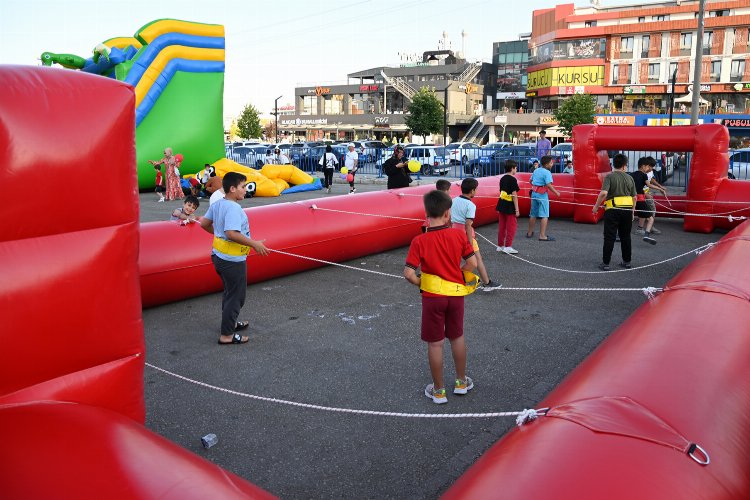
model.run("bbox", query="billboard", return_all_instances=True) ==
[527,66,604,91]
[530,38,606,66]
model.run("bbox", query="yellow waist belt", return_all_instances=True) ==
[213,236,251,256]
[604,196,634,210]
[420,271,479,296]
[500,190,513,202]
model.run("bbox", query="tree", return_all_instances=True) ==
[553,93,596,137]
[228,119,239,142]
[405,87,444,142]
[236,103,262,139]
[263,121,276,142]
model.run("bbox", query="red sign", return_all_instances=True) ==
[359,85,379,92]
[315,86,331,96]
[722,119,750,127]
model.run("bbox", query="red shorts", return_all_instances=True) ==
[421,296,465,342]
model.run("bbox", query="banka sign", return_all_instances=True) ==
[527,66,604,91]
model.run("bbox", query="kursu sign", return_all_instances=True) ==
[527,66,604,91]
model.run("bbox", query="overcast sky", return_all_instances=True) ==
[2,0,635,121]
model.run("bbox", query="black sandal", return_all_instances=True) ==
[218,333,249,345]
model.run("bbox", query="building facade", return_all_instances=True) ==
[279,50,490,143]
[527,0,750,115]
[492,36,530,112]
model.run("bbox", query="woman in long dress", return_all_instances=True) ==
[149,147,184,201]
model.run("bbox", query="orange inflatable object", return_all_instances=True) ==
[0,66,272,498]
[445,221,750,498]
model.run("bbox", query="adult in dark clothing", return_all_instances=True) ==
[592,153,637,271]
[383,145,411,189]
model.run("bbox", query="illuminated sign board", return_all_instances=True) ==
[527,66,604,91]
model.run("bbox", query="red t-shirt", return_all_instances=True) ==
[405,225,475,297]
[155,171,163,185]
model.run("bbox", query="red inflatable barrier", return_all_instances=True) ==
[571,123,750,233]
[0,66,272,499]
[445,222,750,498]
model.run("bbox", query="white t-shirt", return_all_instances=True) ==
[319,152,339,169]
[345,150,358,170]
[209,188,225,205]
[276,153,291,165]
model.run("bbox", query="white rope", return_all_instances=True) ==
[308,204,423,222]
[145,362,544,419]
[475,231,714,274]
[269,248,403,279]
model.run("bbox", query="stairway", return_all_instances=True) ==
[457,62,482,84]
[380,70,415,101]
[462,116,486,143]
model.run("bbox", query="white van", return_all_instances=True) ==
[405,146,450,175]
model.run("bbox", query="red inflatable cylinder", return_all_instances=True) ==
[445,221,750,498]
[141,178,531,307]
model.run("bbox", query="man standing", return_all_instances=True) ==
[536,130,552,158]
[382,145,411,189]
[345,143,359,194]
[592,154,637,271]
[526,155,560,241]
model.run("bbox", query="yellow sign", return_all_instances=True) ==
[540,116,558,124]
[465,83,477,94]
[527,66,604,91]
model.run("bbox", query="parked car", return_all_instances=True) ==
[228,145,268,168]
[482,142,512,151]
[288,141,324,165]
[445,142,481,165]
[729,148,750,180]
[404,146,450,176]
[465,145,539,176]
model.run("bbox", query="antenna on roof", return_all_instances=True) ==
[591,0,602,7]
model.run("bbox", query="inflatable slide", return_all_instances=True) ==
[42,19,226,189]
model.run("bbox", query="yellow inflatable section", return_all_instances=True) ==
[260,164,314,185]
[187,159,317,197]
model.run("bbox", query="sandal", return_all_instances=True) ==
[538,235,556,241]
[234,321,249,331]
[218,333,249,345]
[525,232,534,238]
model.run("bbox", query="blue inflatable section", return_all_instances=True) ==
[124,33,225,88]
[282,178,323,194]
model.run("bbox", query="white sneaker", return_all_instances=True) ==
[158,198,165,203]
[496,246,506,253]
[424,384,448,404]
[453,376,474,395]
[504,247,518,254]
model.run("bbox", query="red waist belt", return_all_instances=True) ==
[636,194,646,202]
[531,185,548,195]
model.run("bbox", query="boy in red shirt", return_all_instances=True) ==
[154,164,165,202]
[404,190,478,404]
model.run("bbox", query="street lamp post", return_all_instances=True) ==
[691,0,706,125]
[668,66,678,126]
[274,95,283,143]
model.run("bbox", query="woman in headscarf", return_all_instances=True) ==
[149,147,184,201]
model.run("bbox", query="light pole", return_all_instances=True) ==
[274,95,283,144]
[691,0,706,125]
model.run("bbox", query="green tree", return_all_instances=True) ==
[236,103,262,139]
[405,87,444,142]
[553,93,596,137]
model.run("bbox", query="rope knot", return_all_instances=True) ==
[642,287,662,300]
[515,408,540,427]
[311,204,318,210]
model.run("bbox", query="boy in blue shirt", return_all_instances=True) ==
[451,178,500,291]
[526,155,560,241]
[199,172,269,345]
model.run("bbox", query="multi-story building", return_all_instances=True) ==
[493,35,531,111]
[527,0,750,116]
[279,49,490,143]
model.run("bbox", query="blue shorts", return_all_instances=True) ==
[530,196,550,218]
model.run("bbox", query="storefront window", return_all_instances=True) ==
[731,60,745,82]
[302,95,316,115]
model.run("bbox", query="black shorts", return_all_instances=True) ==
[155,185,165,193]
[635,200,653,219]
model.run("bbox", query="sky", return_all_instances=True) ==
[2,0,634,123]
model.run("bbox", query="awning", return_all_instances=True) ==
[674,91,709,105]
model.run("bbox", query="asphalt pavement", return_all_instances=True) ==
[141,177,722,499]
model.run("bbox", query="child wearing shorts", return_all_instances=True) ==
[404,190,478,404]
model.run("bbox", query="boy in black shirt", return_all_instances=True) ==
[496,160,521,254]
[631,157,657,245]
